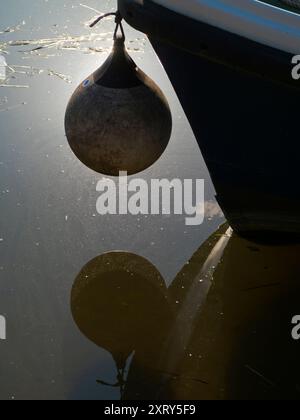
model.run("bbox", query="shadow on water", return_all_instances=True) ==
[71,224,300,400]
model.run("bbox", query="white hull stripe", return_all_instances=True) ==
[152,0,300,54]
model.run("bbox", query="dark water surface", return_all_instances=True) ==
[1,0,299,401]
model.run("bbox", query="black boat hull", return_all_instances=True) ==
[152,39,300,237]
[119,0,300,236]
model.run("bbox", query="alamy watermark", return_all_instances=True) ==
[0,55,7,83]
[96,172,205,226]
[0,315,6,341]
[292,55,300,80]
[292,316,300,341]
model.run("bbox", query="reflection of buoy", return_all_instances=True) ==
[71,252,173,371]
[65,15,172,176]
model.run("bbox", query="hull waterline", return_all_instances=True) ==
[119,0,300,238]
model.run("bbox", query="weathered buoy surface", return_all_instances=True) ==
[65,37,172,176]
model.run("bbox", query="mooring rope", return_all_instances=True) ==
[90,11,125,41]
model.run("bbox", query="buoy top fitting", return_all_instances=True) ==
[65,10,172,176]
[94,36,142,89]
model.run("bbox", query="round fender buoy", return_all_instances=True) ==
[65,36,172,176]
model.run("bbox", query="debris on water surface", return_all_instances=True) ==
[80,3,102,15]
[0,30,118,88]
[0,13,144,57]
[0,21,26,36]
[245,365,276,388]
[0,84,29,89]
[0,63,71,89]
[0,102,27,113]
[7,33,113,54]
[0,5,145,115]
[47,69,71,83]
[80,3,103,26]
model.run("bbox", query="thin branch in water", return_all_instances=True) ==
[80,3,102,15]
[245,365,276,388]
[0,84,29,89]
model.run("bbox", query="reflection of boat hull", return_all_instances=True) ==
[119,0,300,236]
[166,225,300,400]
[71,225,300,400]
[125,225,300,400]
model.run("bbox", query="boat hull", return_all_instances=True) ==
[119,0,300,237]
